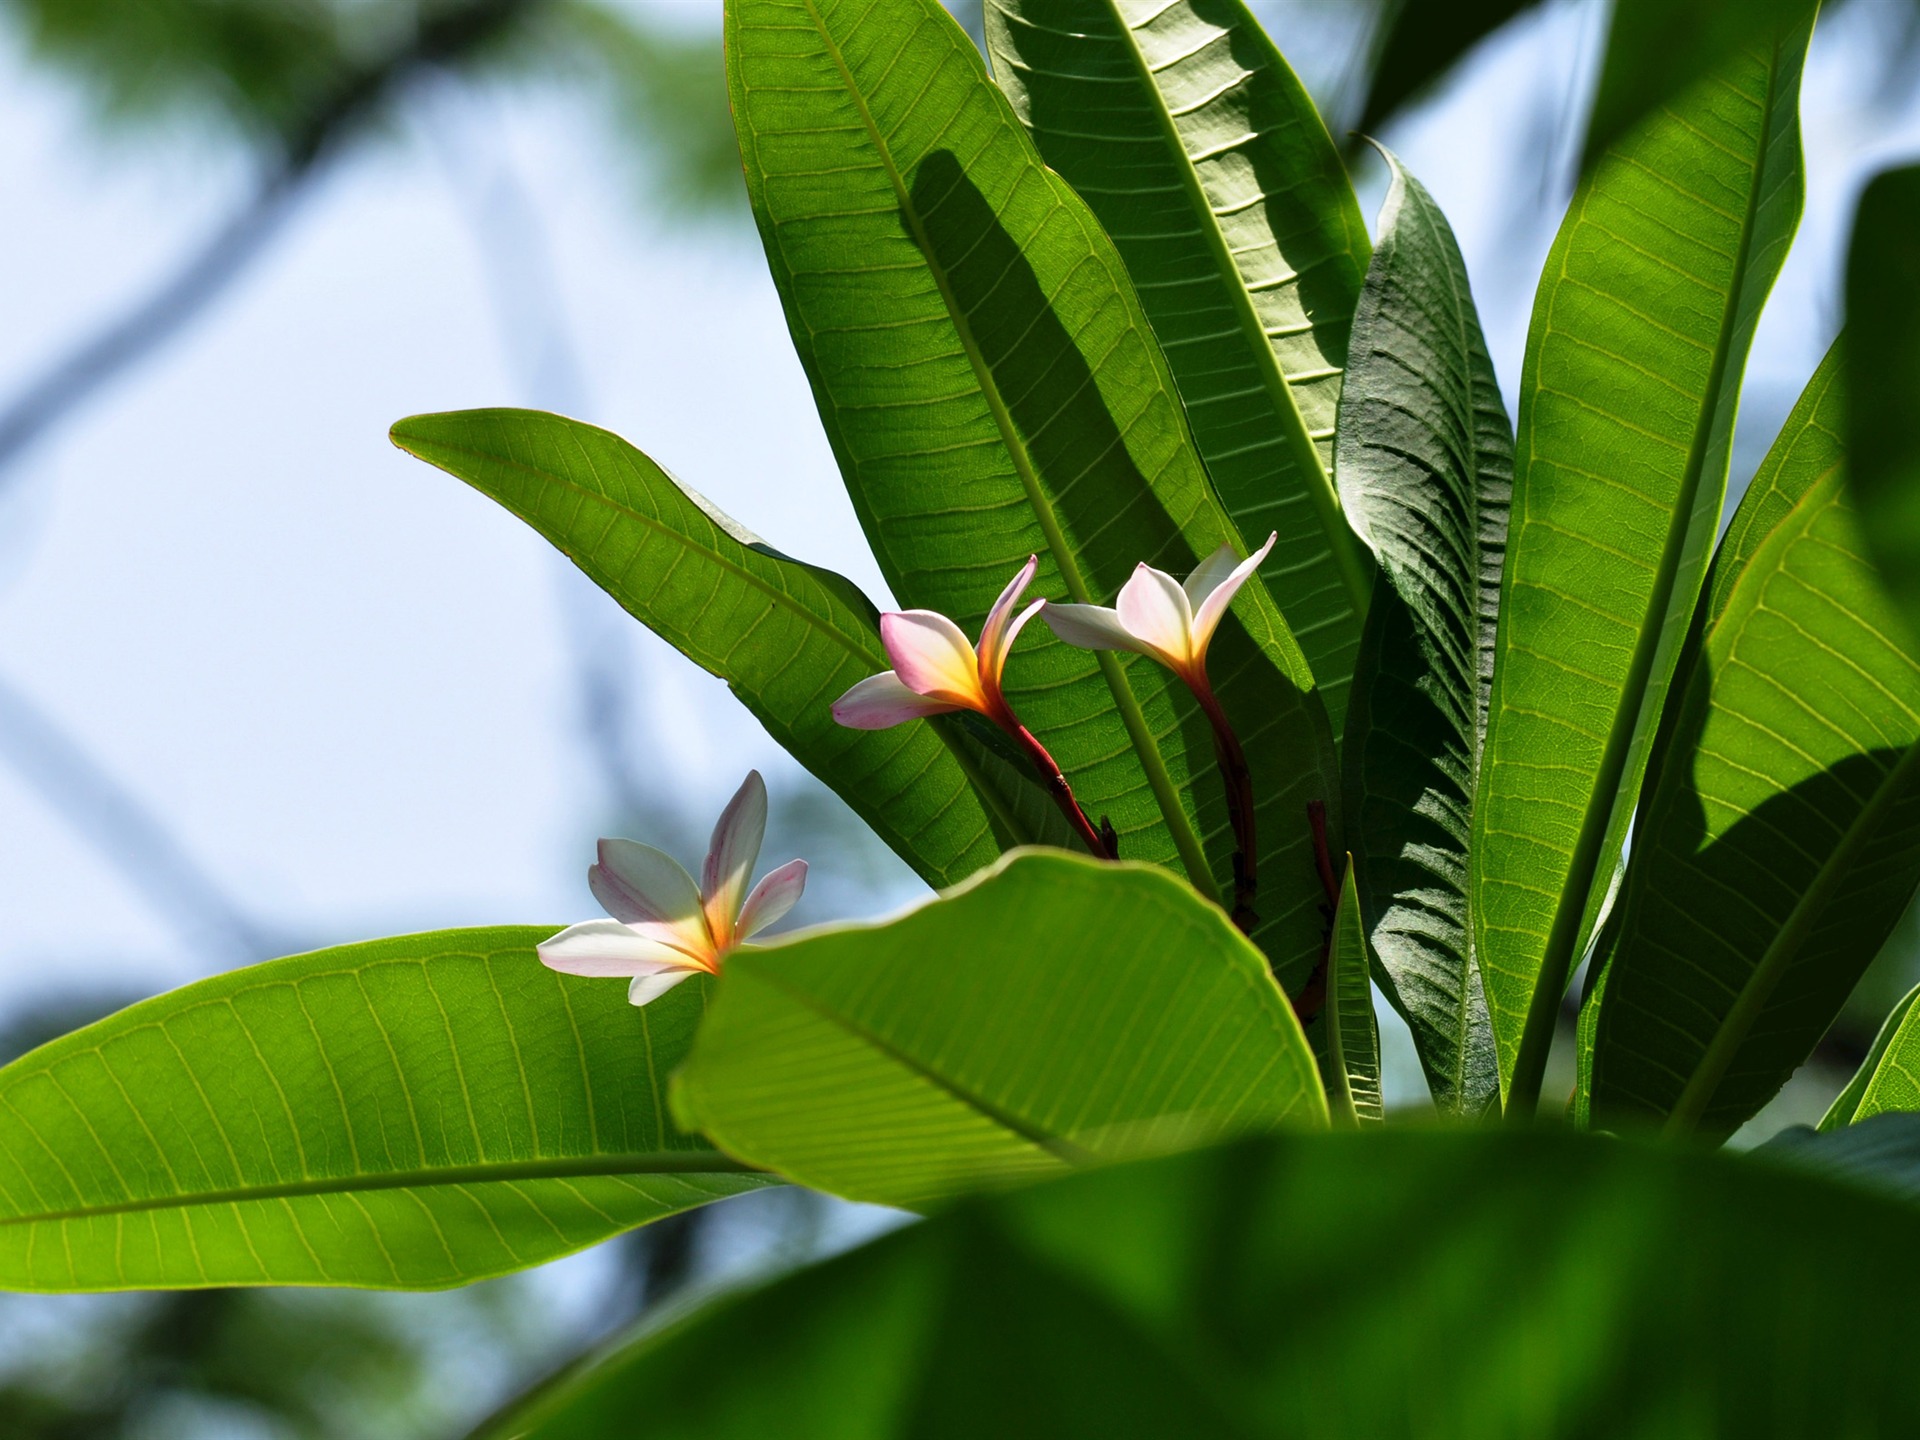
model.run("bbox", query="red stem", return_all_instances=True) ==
[1192,680,1258,934]
[1006,720,1115,860]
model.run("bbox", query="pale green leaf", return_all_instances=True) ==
[1475,22,1811,1108]
[984,0,1373,726]
[0,929,768,1291]
[672,850,1325,1209]
[1821,983,1920,1132]
[728,0,1339,990]
[1825,986,1920,1127]
[1335,150,1507,1119]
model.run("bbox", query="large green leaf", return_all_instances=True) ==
[1846,163,1920,642]
[1582,0,1822,170]
[1585,369,1920,1139]
[485,1130,1920,1439]
[0,929,767,1291]
[671,850,1324,1209]
[983,0,1373,726]
[1474,22,1810,1108]
[728,0,1338,989]
[1322,858,1381,1126]
[393,408,1072,888]
[1335,151,1508,1118]
[1573,345,1843,1125]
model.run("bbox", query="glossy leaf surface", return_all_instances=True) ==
[490,1130,1920,1439]
[1588,359,1920,1140]
[0,930,767,1291]
[985,0,1373,725]
[1475,24,1810,1103]
[673,850,1324,1209]
[1336,150,1507,1118]
[728,0,1339,988]
[394,409,1079,889]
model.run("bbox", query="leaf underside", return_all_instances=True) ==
[0,930,767,1291]
[1335,151,1509,1119]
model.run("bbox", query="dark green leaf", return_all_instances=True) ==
[1323,858,1382,1126]
[1821,982,1920,1132]
[984,0,1374,726]
[393,408,1073,888]
[1335,149,1507,1118]
[0,929,768,1291]
[1474,22,1811,1107]
[1358,0,1535,136]
[728,0,1339,989]
[672,850,1325,1209]
[1586,357,1920,1140]
[1845,163,1920,642]
[1762,1113,1920,1207]
[487,1129,1920,1439]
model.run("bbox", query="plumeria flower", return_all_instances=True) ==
[1041,534,1278,697]
[1043,534,1278,935]
[537,771,807,1007]
[831,555,1044,731]
[831,555,1113,859]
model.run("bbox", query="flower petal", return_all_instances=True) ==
[538,919,708,977]
[737,858,809,940]
[1190,531,1278,660]
[591,839,704,931]
[703,770,767,945]
[975,555,1039,690]
[1041,601,1144,654]
[880,610,986,708]
[1181,542,1242,613]
[1116,562,1195,669]
[831,671,965,729]
[628,967,702,1008]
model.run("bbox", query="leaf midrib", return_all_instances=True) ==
[1093,0,1372,618]
[792,0,1220,899]
[1505,40,1789,1111]
[0,1150,768,1229]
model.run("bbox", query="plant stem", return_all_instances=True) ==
[1192,680,1258,933]
[1006,722,1114,860]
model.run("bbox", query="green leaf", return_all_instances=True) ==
[1322,858,1382,1127]
[1822,983,1920,1132]
[1846,163,1920,642]
[1822,984,1920,1128]
[671,850,1325,1209]
[486,1130,1920,1439]
[392,408,1073,888]
[728,0,1339,990]
[983,0,1374,726]
[0,929,769,1291]
[1335,150,1508,1119]
[1474,21,1811,1109]
[1585,362,1920,1140]
[1582,0,1822,171]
